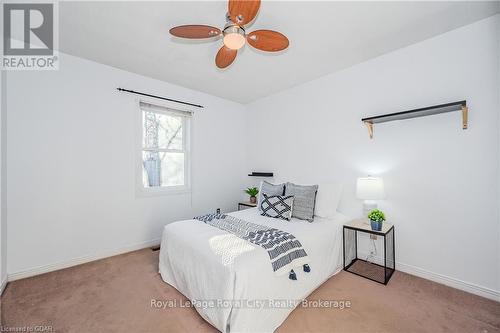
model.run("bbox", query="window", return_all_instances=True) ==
[140,102,191,192]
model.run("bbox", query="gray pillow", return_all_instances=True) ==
[285,182,318,222]
[258,181,285,211]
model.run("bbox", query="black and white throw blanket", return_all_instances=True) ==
[194,213,311,280]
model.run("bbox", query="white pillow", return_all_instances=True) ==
[314,182,343,218]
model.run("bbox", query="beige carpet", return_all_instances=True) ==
[1,249,499,333]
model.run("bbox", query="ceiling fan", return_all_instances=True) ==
[169,0,289,69]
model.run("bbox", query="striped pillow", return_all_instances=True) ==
[285,183,318,222]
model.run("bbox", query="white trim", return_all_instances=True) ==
[396,261,500,302]
[357,251,500,302]
[7,238,160,282]
[0,276,7,297]
[139,186,191,197]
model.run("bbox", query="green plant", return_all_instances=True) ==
[368,209,385,222]
[245,187,259,197]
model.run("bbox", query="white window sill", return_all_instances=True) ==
[137,186,191,197]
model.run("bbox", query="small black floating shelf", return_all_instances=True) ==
[248,172,274,177]
[362,100,468,139]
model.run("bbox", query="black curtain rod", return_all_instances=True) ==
[117,88,203,108]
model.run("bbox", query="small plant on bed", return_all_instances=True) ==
[368,209,385,231]
[245,187,259,204]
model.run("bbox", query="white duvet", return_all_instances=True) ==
[159,208,348,333]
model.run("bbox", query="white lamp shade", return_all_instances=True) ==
[356,177,385,200]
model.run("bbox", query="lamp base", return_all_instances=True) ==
[363,200,378,218]
[363,200,378,240]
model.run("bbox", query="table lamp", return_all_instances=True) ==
[356,176,385,217]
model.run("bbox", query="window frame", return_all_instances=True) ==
[137,100,192,196]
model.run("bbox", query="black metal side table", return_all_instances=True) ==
[343,219,395,285]
[238,201,257,211]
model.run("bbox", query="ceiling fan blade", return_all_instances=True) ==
[169,25,221,39]
[228,0,261,25]
[247,30,289,52]
[215,46,237,69]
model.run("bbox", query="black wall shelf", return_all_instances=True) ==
[362,100,468,139]
[248,172,274,177]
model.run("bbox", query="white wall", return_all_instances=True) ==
[247,15,500,296]
[6,53,247,276]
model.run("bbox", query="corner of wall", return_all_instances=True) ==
[0,70,7,288]
[497,13,500,293]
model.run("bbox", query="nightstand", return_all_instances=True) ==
[238,201,257,210]
[343,218,395,285]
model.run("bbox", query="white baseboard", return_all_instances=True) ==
[8,238,161,282]
[6,241,499,302]
[0,276,7,297]
[357,251,500,302]
[396,261,500,302]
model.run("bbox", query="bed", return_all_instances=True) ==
[159,207,348,333]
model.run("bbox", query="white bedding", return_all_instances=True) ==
[159,208,348,333]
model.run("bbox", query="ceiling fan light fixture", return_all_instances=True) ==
[223,25,246,50]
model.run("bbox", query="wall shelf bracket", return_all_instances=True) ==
[462,105,468,130]
[364,121,374,139]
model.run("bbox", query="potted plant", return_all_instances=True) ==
[368,209,385,231]
[245,187,259,204]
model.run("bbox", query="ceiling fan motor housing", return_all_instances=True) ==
[222,24,245,37]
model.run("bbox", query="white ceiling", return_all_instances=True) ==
[59,1,500,104]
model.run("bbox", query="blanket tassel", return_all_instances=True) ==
[303,264,311,273]
[289,269,297,280]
